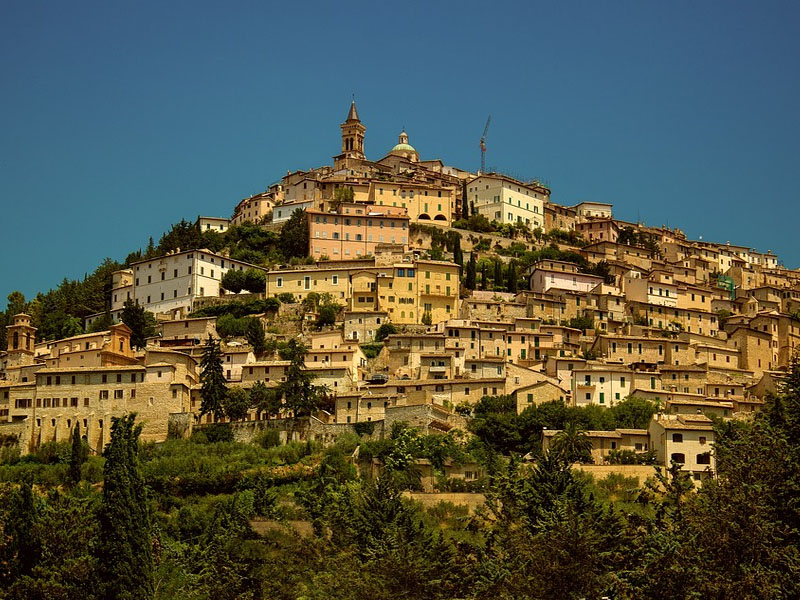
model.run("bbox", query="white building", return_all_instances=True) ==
[573,201,613,222]
[273,200,315,224]
[130,250,266,316]
[197,216,230,233]
[467,174,547,229]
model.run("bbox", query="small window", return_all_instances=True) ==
[671,453,685,464]
[672,433,683,443]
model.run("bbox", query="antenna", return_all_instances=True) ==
[479,115,491,174]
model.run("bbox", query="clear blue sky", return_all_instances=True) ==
[2,0,798,309]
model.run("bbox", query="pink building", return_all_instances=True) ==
[308,202,410,259]
[528,260,604,294]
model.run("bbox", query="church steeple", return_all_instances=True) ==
[340,99,366,160]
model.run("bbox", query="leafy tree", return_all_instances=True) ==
[250,381,281,420]
[277,292,297,303]
[215,313,250,338]
[279,208,309,259]
[609,395,657,428]
[220,269,246,293]
[246,317,267,355]
[121,299,156,349]
[242,268,266,293]
[200,335,227,421]
[87,309,114,333]
[223,387,251,422]
[375,322,398,341]
[97,414,154,600]
[421,311,432,326]
[69,422,87,484]
[157,219,203,254]
[315,304,338,329]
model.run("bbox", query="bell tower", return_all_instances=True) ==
[5,313,36,368]
[340,99,366,160]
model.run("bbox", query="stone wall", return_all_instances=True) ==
[0,420,32,454]
[195,416,385,446]
[384,403,468,434]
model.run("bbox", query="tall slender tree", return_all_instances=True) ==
[69,422,87,484]
[97,414,154,600]
[465,253,477,290]
[506,261,518,293]
[494,260,503,290]
[481,262,488,290]
[200,335,227,421]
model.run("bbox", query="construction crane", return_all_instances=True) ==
[479,115,491,174]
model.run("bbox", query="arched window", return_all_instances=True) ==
[670,453,685,464]
[12,331,18,350]
[696,453,711,465]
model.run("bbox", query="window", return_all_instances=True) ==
[671,453,686,464]
[696,453,711,465]
[672,433,683,443]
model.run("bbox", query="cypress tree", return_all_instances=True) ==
[200,335,227,421]
[453,236,463,267]
[97,414,154,600]
[494,260,503,290]
[462,181,469,219]
[481,263,488,290]
[465,253,477,290]
[506,261,518,293]
[69,422,86,484]
[8,478,40,577]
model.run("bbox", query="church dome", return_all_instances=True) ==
[389,130,419,161]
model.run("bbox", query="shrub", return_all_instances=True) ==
[255,428,281,449]
[354,421,376,437]
[277,292,297,304]
[198,423,235,443]
[375,323,398,341]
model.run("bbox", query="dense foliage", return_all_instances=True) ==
[1,360,800,598]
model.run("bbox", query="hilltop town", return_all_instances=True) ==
[1,99,798,480]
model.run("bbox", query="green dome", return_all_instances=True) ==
[391,142,417,153]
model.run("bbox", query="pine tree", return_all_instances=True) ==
[69,422,86,484]
[200,335,227,421]
[97,414,154,600]
[465,253,477,290]
[121,300,154,349]
[278,338,325,417]
[506,261,518,293]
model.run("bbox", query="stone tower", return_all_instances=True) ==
[5,313,36,368]
[340,100,366,160]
